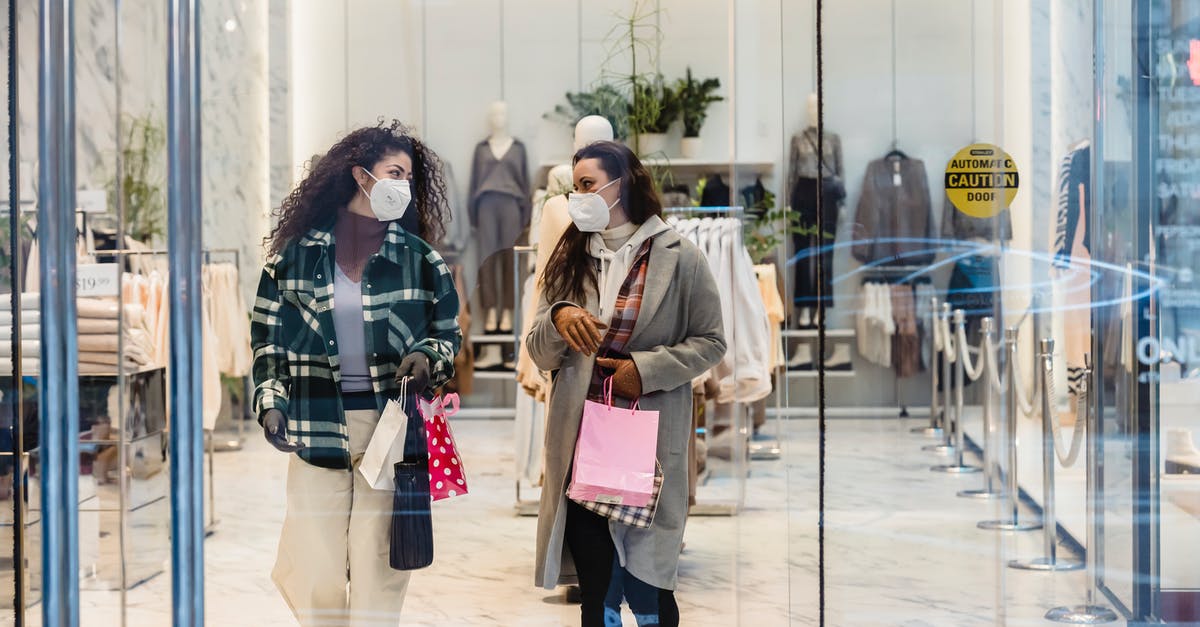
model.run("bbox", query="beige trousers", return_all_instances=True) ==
[272,409,412,626]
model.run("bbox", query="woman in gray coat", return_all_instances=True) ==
[526,141,726,627]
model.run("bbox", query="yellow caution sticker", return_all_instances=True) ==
[944,143,1018,218]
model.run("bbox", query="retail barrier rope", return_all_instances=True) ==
[1042,352,1086,468]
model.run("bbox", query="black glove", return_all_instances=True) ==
[396,352,431,395]
[261,408,305,453]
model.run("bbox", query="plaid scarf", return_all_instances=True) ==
[588,239,653,400]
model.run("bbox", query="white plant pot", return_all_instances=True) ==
[681,136,703,159]
[636,133,669,156]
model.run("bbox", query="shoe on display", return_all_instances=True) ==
[1166,428,1200,475]
[474,344,503,370]
[484,308,499,334]
[797,307,811,329]
[786,344,813,370]
[825,344,852,371]
[499,309,514,334]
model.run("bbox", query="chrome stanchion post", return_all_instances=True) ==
[979,327,1041,531]
[960,317,1004,497]
[933,310,981,473]
[924,303,955,454]
[913,296,943,437]
[1045,356,1118,622]
[1009,338,1082,571]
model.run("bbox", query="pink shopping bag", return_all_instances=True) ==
[419,393,468,501]
[567,378,659,508]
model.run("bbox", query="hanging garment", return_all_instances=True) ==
[667,217,772,403]
[700,174,732,207]
[945,254,1000,339]
[890,285,921,378]
[790,176,841,308]
[851,155,935,266]
[754,264,786,370]
[940,195,1013,242]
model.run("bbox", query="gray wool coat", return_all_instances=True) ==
[526,228,727,591]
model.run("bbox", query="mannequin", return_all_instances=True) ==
[786,94,845,368]
[469,100,530,349]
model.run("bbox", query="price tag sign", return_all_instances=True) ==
[77,263,120,297]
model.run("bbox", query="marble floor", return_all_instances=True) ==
[4,414,1110,626]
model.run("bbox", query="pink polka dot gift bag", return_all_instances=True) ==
[419,393,468,501]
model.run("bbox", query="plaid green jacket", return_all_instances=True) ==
[251,221,461,469]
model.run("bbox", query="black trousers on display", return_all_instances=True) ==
[790,176,839,310]
[564,500,679,627]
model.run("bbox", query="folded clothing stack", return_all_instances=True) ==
[0,293,157,375]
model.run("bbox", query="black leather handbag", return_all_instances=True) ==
[389,457,434,570]
[388,378,434,571]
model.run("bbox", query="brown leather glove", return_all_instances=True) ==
[596,357,643,400]
[552,305,608,355]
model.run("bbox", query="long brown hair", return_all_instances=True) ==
[266,120,449,256]
[541,141,663,303]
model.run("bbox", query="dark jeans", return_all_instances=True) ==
[564,500,679,627]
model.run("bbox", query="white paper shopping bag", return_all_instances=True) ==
[358,381,410,491]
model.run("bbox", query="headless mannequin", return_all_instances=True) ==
[787,94,849,368]
[470,99,528,343]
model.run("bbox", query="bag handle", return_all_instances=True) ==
[394,376,410,411]
[602,375,641,411]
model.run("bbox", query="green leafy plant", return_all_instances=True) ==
[107,113,166,243]
[676,68,724,138]
[544,84,632,141]
[744,194,815,266]
[631,74,680,135]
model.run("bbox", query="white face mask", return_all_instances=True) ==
[567,177,621,232]
[358,169,412,222]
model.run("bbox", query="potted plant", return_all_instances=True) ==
[107,113,167,244]
[676,68,723,159]
[630,74,679,156]
[545,84,632,142]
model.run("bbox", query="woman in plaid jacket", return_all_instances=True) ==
[527,141,727,627]
[251,121,461,625]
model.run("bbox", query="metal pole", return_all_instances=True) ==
[1009,338,1081,571]
[960,317,1004,498]
[924,303,955,454]
[979,327,1040,531]
[7,0,27,617]
[934,310,981,473]
[167,0,206,623]
[1045,357,1118,622]
[913,296,943,437]
[38,0,82,622]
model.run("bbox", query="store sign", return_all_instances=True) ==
[944,143,1019,218]
[77,263,120,297]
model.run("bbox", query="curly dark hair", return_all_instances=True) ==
[541,141,663,303]
[266,120,449,256]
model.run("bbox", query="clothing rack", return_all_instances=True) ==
[91,246,248,533]
[855,265,932,417]
[662,207,749,516]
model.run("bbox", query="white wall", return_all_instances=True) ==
[282,0,1085,408]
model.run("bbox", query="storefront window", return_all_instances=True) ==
[4,0,1200,625]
